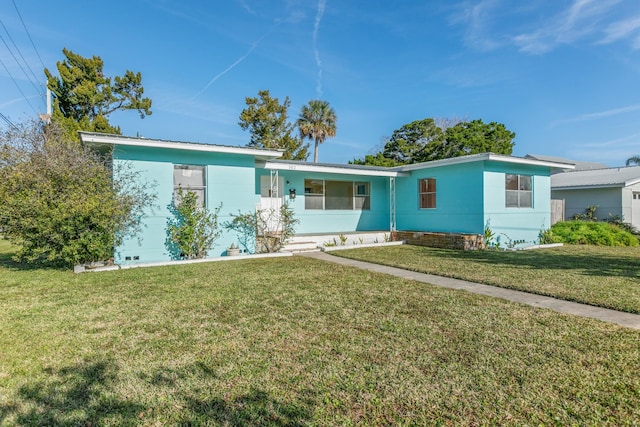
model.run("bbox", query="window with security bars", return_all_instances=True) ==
[505,174,532,208]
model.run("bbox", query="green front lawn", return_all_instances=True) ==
[335,244,640,314]
[0,240,639,425]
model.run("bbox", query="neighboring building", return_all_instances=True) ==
[81,132,572,264]
[551,166,640,229]
[524,154,606,174]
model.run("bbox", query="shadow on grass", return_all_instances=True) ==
[181,388,315,426]
[0,245,69,272]
[402,246,640,279]
[140,363,316,425]
[0,359,145,426]
[1,359,315,426]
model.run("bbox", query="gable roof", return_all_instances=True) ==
[525,154,607,172]
[551,166,640,189]
[80,132,284,160]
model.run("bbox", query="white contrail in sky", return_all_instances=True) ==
[551,103,640,127]
[192,23,279,99]
[313,0,326,98]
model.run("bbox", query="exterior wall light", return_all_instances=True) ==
[289,188,296,199]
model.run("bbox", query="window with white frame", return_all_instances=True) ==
[304,179,324,209]
[354,182,371,210]
[505,174,532,208]
[419,178,436,209]
[173,165,206,206]
[304,179,370,210]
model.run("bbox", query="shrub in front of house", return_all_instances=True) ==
[545,220,639,246]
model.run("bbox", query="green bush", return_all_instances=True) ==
[0,121,155,266]
[223,203,299,253]
[168,188,222,259]
[548,221,639,246]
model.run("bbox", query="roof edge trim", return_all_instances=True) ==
[261,161,409,177]
[79,132,284,158]
[395,153,574,171]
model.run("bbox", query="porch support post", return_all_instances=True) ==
[389,177,396,232]
[270,169,279,199]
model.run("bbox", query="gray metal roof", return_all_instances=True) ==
[551,166,640,189]
[525,154,607,172]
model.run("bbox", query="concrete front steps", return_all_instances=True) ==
[281,231,393,253]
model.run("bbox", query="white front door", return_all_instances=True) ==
[260,175,284,199]
[632,192,640,229]
[259,175,285,234]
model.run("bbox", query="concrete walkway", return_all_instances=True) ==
[299,251,640,330]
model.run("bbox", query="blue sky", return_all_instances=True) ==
[1,0,639,166]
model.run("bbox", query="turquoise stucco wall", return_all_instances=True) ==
[113,145,259,264]
[114,146,555,264]
[255,169,391,234]
[483,161,551,245]
[395,162,485,234]
[395,160,551,244]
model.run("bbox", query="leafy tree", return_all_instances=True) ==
[349,152,402,167]
[45,48,152,141]
[0,120,155,266]
[239,90,309,160]
[440,119,515,158]
[297,100,337,163]
[168,188,222,259]
[626,156,640,166]
[352,117,515,166]
[382,118,444,164]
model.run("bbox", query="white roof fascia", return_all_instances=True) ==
[552,184,624,190]
[80,132,283,159]
[624,178,640,187]
[396,153,574,172]
[262,161,409,177]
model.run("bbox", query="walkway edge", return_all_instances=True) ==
[299,251,640,330]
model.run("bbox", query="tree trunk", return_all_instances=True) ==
[313,139,319,163]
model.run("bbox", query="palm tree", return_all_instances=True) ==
[626,155,640,166]
[297,100,337,163]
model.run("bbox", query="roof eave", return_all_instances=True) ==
[396,153,575,172]
[551,184,624,190]
[624,177,640,187]
[261,160,409,177]
[79,132,284,159]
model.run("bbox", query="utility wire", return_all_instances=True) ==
[0,55,38,116]
[0,111,19,130]
[0,26,42,114]
[0,17,42,93]
[12,0,46,71]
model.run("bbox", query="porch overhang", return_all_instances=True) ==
[259,160,410,177]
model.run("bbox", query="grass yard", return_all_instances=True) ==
[335,244,640,315]
[0,240,639,425]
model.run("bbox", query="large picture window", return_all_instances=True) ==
[419,178,436,209]
[505,174,532,208]
[174,165,206,206]
[304,179,370,210]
